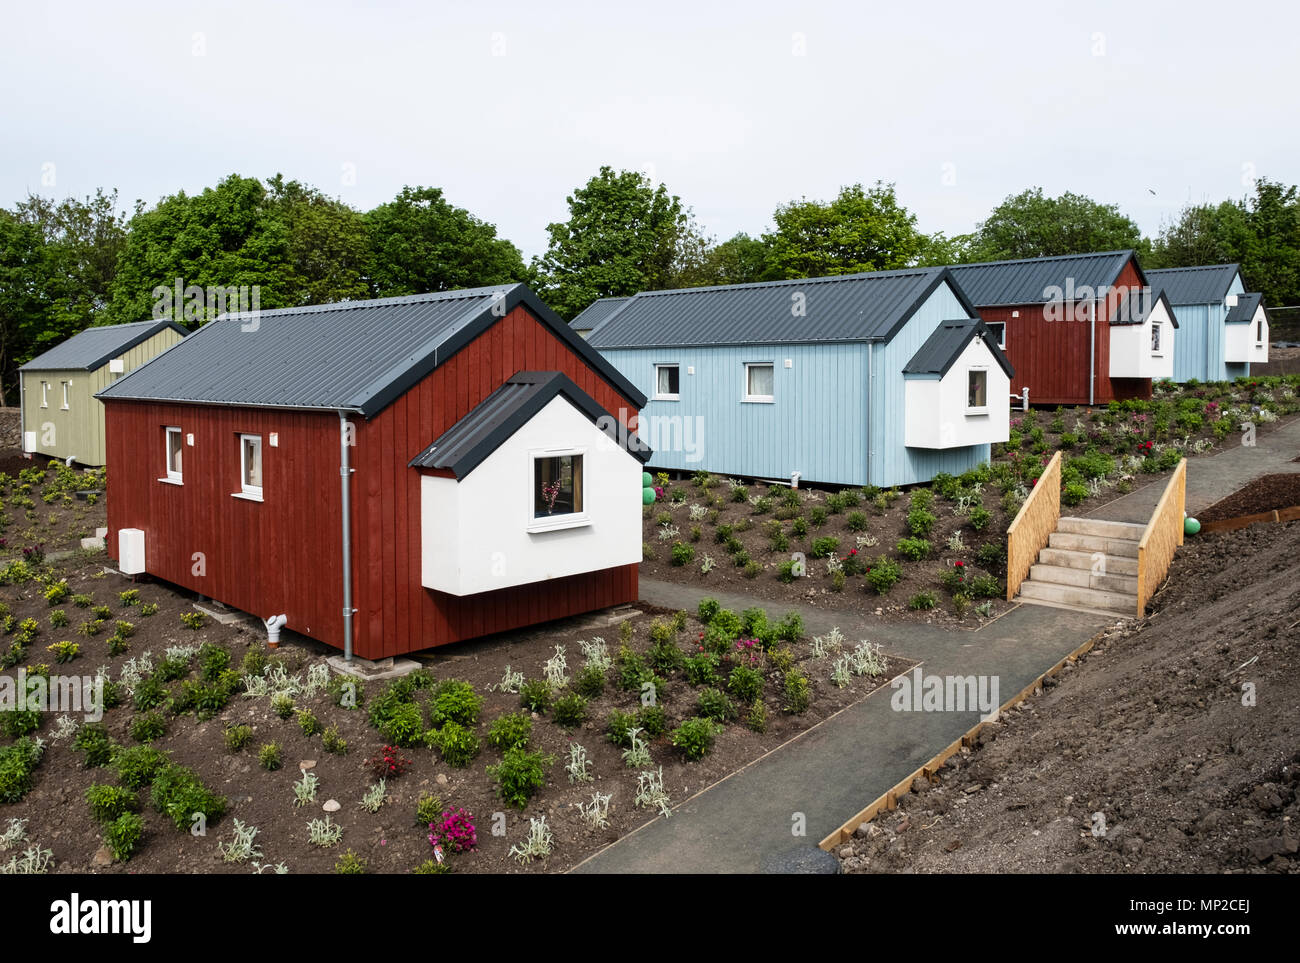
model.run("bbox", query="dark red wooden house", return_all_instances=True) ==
[96,286,651,660]
[948,250,1176,405]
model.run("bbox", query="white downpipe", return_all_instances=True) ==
[866,340,875,487]
[264,613,287,647]
[1088,300,1097,406]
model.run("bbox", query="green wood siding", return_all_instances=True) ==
[21,327,184,466]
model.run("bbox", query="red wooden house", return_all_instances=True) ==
[948,250,1176,405]
[96,286,651,661]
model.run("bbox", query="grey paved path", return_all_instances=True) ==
[1085,415,1300,524]
[575,578,1112,873]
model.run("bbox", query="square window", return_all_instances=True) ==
[986,322,1006,350]
[744,362,774,402]
[165,427,183,481]
[534,453,582,518]
[967,370,988,410]
[240,434,263,498]
[655,364,680,399]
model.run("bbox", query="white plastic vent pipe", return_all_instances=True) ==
[265,614,287,647]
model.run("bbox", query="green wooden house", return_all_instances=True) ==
[20,319,187,466]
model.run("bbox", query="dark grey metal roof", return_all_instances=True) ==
[1144,265,1242,305]
[409,371,652,478]
[20,318,187,372]
[96,285,646,417]
[946,251,1138,307]
[903,319,1015,379]
[1109,287,1178,328]
[586,267,977,348]
[1224,292,1264,324]
[570,297,630,332]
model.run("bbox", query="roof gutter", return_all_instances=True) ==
[338,410,356,661]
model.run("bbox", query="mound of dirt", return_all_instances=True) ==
[1198,473,1300,522]
[836,520,1300,874]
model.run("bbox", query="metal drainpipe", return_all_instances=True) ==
[1088,300,1096,406]
[866,340,875,487]
[338,410,355,661]
[17,372,24,456]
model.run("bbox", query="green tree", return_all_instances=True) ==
[679,232,772,287]
[534,166,709,319]
[0,211,59,404]
[965,188,1145,262]
[364,185,525,298]
[762,182,928,279]
[265,175,369,305]
[1241,179,1300,306]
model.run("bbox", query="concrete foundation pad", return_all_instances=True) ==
[193,601,257,626]
[95,527,108,539]
[80,537,105,551]
[326,654,424,681]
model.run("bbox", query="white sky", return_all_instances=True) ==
[3,0,1297,260]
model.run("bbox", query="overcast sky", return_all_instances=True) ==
[4,0,1298,260]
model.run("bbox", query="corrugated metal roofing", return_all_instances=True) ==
[946,251,1137,307]
[21,318,187,372]
[1225,291,1264,324]
[903,319,1015,379]
[1144,265,1242,305]
[1109,287,1178,328]
[585,267,974,348]
[409,371,651,478]
[570,297,630,332]
[96,285,646,417]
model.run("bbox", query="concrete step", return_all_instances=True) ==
[1018,579,1139,616]
[1048,531,1141,558]
[1029,563,1138,595]
[1057,516,1148,540]
[1037,547,1139,576]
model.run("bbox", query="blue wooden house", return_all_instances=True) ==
[585,268,1013,487]
[1144,264,1269,381]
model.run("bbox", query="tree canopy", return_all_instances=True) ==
[961,188,1147,263]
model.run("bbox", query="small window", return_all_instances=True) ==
[165,427,183,482]
[985,322,1006,350]
[40,382,49,408]
[61,381,70,410]
[239,434,263,499]
[744,362,775,402]
[967,369,988,411]
[1151,321,1162,355]
[655,364,680,400]
[1257,319,1264,345]
[534,452,583,518]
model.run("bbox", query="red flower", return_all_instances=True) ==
[955,560,964,567]
[849,549,858,555]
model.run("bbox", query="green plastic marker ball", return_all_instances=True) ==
[1184,517,1200,535]
[642,472,653,487]
[643,486,656,505]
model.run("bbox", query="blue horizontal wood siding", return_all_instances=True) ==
[596,343,869,485]
[870,282,990,486]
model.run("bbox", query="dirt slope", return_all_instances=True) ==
[837,520,1300,874]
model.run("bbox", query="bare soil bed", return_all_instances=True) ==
[835,519,1300,874]
[1198,472,1300,522]
[0,463,907,875]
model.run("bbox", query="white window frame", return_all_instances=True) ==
[986,322,1006,350]
[527,447,589,533]
[40,381,49,408]
[743,362,775,403]
[654,363,680,401]
[161,426,183,484]
[966,367,989,415]
[235,433,263,501]
[1151,320,1163,357]
[61,381,70,409]
[1256,318,1265,346]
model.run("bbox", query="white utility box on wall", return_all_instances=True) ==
[118,528,146,575]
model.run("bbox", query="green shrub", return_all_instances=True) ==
[574,663,606,697]
[335,849,367,874]
[259,742,282,771]
[727,663,764,703]
[615,646,650,691]
[783,671,811,714]
[378,701,425,747]
[743,559,762,578]
[486,748,554,809]
[86,784,138,823]
[968,505,991,531]
[697,687,737,722]
[0,705,41,739]
[104,812,145,862]
[637,704,668,737]
[428,721,480,768]
[0,737,45,803]
[809,506,828,527]
[1062,482,1088,506]
[697,597,721,623]
[74,723,115,768]
[670,542,695,566]
[908,591,938,610]
[518,678,553,713]
[791,517,809,537]
[810,536,839,559]
[429,679,482,728]
[896,537,932,561]
[113,745,169,790]
[646,635,684,674]
[969,574,1001,598]
[271,692,296,720]
[297,709,323,738]
[670,717,722,761]
[551,693,589,730]
[131,712,168,743]
[224,724,253,752]
[180,611,206,630]
[773,611,804,643]
[606,709,637,748]
[907,508,936,536]
[846,511,869,532]
[711,609,742,641]
[746,699,768,733]
[865,556,902,594]
[487,712,532,752]
[49,609,68,628]
[683,651,720,686]
[150,763,226,831]
[415,793,442,827]
[322,725,348,755]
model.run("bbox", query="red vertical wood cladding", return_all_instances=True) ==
[976,258,1154,406]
